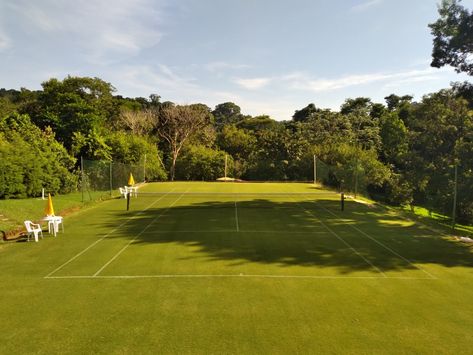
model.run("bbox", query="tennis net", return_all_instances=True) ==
[124,190,342,211]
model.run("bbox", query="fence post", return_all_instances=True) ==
[313,155,317,185]
[81,156,84,203]
[110,161,113,197]
[452,163,458,231]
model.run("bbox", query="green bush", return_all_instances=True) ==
[175,145,232,181]
[0,113,77,198]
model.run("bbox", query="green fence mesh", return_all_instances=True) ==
[80,158,145,201]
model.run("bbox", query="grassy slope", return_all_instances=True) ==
[0,191,113,232]
[1,182,473,354]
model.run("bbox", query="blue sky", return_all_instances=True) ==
[1,0,472,120]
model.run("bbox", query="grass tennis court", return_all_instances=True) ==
[2,182,473,353]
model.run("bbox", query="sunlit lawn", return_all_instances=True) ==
[2,182,473,353]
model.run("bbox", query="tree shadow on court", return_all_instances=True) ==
[103,197,473,274]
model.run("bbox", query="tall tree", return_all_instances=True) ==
[292,103,322,122]
[212,102,243,128]
[157,105,211,180]
[429,0,473,75]
[29,76,116,152]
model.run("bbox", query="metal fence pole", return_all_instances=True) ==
[81,156,84,203]
[452,163,458,231]
[110,161,113,196]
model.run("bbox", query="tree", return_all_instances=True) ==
[119,108,156,136]
[175,145,232,181]
[30,76,116,151]
[429,0,473,75]
[340,97,372,115]
[212,102,243,128]
[292,103,322,122]
[156,105,211,180]
[0,113,76,198]
[407,89,472,217]
[384,94,413,111]
[379,111,409,165]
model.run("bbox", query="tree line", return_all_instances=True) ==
[0,0,472,223]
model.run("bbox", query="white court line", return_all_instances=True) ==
[285,190,387,277]
[44,274,435,280]
[44,188,178,278]
[317,204,437,280]
[136,230,328,234]
[234,201,239,232]
[92,191,187,277]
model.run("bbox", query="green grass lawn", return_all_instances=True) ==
[0,191,114,232]
[2,182,473,354]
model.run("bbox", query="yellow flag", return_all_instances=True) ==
[45,193,55,216]
[128,173,135,186]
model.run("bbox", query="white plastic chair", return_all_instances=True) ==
[47,216,63,236]
[119,187,128,199]
[125,186,138,197]
[24,220,43,242]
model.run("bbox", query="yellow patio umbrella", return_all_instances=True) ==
[128,172,135,186]
[44,193,55,216]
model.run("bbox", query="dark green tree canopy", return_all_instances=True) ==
[212,102,243,128]
[429,0,473,75]
[292,103,322,122]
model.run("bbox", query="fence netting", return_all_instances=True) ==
[80,158,145,201]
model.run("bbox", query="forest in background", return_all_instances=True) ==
[0,0,472,223]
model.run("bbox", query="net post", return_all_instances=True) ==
[341,192,345,211]
[126,192,131,211]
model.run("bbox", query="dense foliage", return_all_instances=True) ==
[0,2,472,223]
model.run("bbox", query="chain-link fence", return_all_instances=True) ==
[420,163,473,229]
[80,158,145,201]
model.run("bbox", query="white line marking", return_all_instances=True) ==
[317,205,437,279]
[44,274,435,280]
[44,188,178,278]
[234,201,239,232]
[136,230,327,234]
[92,192,187,277]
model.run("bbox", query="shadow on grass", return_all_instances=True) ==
[103,197,473,274]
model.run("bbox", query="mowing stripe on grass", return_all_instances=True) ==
[235,201,239,232]
[92,191,187,277]
[285,189,387,277]
[316,201,438,280]
[44,188,178,279]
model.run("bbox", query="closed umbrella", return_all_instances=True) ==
[128,173,135,186]
[45,193,55,216]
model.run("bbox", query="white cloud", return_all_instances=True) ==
[113,64,198,96]
[0,31,10,51]
[351,0,383,12]
[6,0,165,61]
[286,68,442,92]
[233,77,271,90]
[205,61,251,73]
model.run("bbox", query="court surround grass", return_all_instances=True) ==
[2,182,473,354]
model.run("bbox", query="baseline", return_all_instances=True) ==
[44,273,434,280]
